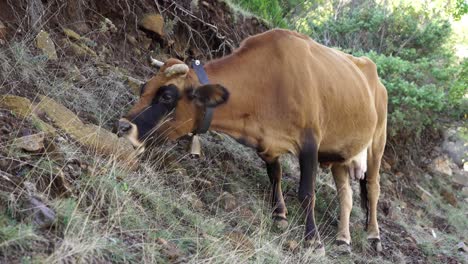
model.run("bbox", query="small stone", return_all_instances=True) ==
[284,240,299,253]
[139,34,152,50]
[191,198,204,210]
[36,30,58,60]
[63,28,81,41]
[382,159,391,170]
[193,178,213,189]
[100,18,117,33]
[0,21,6,41]
[133,48,141,56]
[453,172,468,187]
[274,218,289,230]
[441,189,458,207]
[27,196,56,228]
[457,241,468,252]
[156,238,183,261]
[14,133,45,152]
[239,208,260,225]
[226,231,255,253]
[63,38,97,57]
[139,13,165,37]
[430,156,453,176]
[126,34,138,45]
[125,76,144,95]
[461,187,468,197]
[220,192,237,211]
[416,184,433,202]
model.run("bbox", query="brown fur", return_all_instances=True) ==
[122,29,388,249]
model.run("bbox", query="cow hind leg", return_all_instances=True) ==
[298,137,324,255]
[332,164,352,254]
[265,158,288,230]
[365,133,385,253]
[365,155,383,252]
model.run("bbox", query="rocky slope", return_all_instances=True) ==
[0,0,467,263]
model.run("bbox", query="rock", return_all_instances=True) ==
[36,30,58,60]
[453,172,468,187]
[441,189,458,207]
[219,192,237,211]
[0,21,6,42]
[457,241,468,252]
[416,184,433,202]
[55,168,73,195]
[430,156,453,176]
[239,208,260,225]
[0,95,55,134]
[125,76,144,95]
[63,38,97,57]
[14,133,45,152]
[191,198,204,210]
[34,96,138,168]
[274,217,289,231]
[0,95,33,116]
[126,34,138,45]
[395,171,404,178]
[156,238,183,261]
[284,240,299,253]
[100,18,117,33]
[27,196,56,228]
[63,63,84,82]
[442,127,468,167]
[63,27,81,41]
[182,193,204,210]
[382,159,392,170]
[133,48,142,56]
[462,187,468,196]
[226,231,255,253]
[139,13,165,37]
[193,178,213,189]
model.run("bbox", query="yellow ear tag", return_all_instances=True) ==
[190,135,201,157]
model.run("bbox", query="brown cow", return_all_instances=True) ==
[118,29,387,254]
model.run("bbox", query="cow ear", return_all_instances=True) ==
[193,84,229,107]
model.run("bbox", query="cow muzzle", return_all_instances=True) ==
[117,118,144,149]
[117,120,132,137]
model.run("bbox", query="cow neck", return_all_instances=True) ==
[191,60,213,135]
[203,61,249,142]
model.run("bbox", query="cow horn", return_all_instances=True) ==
[164,64,189,77]
[150,56,164,68]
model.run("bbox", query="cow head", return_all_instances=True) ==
[118,58,229,148]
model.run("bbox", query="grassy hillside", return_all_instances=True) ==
[1,0,467,263]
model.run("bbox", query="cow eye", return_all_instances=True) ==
[160,93,173,103]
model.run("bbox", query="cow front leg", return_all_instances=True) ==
[265,159,288,229]
[332,164,352,254]
[298,139,324,255]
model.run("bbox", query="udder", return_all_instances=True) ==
[347,149,367,180]
[319,148,368,180]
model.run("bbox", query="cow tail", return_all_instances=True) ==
[360,173,369,228]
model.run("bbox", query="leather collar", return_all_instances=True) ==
[192,60,213,134]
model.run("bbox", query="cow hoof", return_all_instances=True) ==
[272,216,288,231]
[335,240,351,255]
[369,238,383,253]
[304,240,325,256]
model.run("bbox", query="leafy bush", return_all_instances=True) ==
[230,0,467,139]
[359,51,457,137]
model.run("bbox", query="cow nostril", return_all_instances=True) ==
[118,121,132,134]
